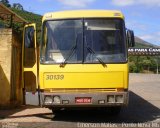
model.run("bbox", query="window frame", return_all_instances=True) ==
[40,18,128,65]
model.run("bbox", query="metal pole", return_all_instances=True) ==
[157,58,159,74]
[154,57,158,74]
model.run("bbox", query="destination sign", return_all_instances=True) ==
[128,48,160,56]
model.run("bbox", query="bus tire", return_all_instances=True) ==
[107,106,121,115]
[52,108,60,115]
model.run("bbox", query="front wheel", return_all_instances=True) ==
[51,108,61,115]
[107,106,122,116]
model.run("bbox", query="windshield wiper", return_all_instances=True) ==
[60,35,78,67]
[84,37,107,67]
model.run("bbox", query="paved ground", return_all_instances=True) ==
[0,73,160,128]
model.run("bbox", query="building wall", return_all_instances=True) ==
[0,28,22,108]
[0,29,12,107]
[11,31,23,105]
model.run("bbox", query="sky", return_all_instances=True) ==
[10,0,160,46]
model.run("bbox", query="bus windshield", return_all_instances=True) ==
[40,19,127,64]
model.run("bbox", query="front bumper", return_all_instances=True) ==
[41,92,129,107]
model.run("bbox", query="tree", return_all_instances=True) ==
[129,62,137,73]
[0,0,11,7]
[141,59,152,73]
[13,3,23,10]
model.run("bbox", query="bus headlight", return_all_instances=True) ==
[44,96,53,104]
[53,96,61,104]
[107,95,115,103]
[115,95,123,103]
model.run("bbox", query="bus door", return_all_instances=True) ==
[23,24,39,105]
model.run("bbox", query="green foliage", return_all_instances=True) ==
[129,61,137,72]
[11,8,42,43]
[11,8,42,30]
[129,45,160,74]
[0,0,11,7]
[12,3,23,10]
[0,0,42,42]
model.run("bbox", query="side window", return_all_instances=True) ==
[24,26,36,67]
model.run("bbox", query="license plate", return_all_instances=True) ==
[75,97,92,104]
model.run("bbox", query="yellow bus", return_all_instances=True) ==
[23,10,135,115]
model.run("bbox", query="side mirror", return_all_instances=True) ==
[127,29,135,47]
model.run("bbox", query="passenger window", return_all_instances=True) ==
[24,26,36,67]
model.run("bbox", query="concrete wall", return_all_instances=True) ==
[0,29,12,107]
[11,31,23,105]
[0,28,22,108]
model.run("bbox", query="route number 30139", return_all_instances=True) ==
[46,74,64,80]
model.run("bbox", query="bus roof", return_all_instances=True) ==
[43,10,124,21]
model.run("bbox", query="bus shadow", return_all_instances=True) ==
[52,91,160,123]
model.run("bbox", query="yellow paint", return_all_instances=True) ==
[0,29,12,107]
[39,64,129,90]
[24,10,129,94]
[22,23,38,89]
[43,10,124,21]
[39,10,128,92]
